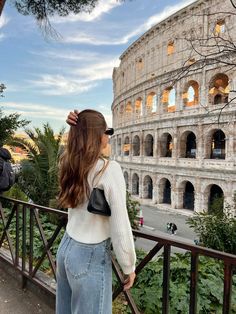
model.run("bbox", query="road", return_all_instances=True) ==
[135,205,197,253]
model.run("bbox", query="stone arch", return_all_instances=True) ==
[133,135,140,156]
[143,175,153,199]
[117,137,122,155]
[160,133,173,157]
[179,131,197,158]
[123,171,129,190]
[209,73,229,105]
[146,92,157,114]
[144,134,154,156]
[205,184,224,214]
[132,173,139,195]
[205,129,226,159]
[159,178,171,204]
[183,80,199,107]
[135,97,142,119]
[112,138,116,155]
[180,181,195,210]
[162,87,176,113]
[123,136,130,156]
[125,101,132,121]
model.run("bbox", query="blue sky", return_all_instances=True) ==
[0,0,196,133]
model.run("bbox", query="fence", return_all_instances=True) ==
[0,196,236,313]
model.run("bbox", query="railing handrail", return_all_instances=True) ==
[133,229,236,262]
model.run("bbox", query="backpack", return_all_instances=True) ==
[0,157,15,192]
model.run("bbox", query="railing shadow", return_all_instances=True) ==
[0,196,236,314]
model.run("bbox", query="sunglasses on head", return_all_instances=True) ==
[104,128,114,136]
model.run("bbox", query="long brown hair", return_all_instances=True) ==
[59,109,107,208]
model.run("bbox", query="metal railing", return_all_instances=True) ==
[0,196,236,314]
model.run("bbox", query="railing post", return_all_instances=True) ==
[22,205,27,289]
[29,209,34,276]
[162,244,170,314]
[223,261,233,314]
[189,252,199,314]
[15,204,19,267]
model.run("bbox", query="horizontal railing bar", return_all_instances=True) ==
[133,230,236,263]
[0,196,67,216]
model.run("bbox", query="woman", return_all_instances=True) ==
[56,109,136,314]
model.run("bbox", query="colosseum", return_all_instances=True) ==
[111,0,236,214]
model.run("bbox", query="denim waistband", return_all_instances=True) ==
[64,232,111,249]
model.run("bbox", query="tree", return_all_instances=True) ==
[186,202,236,254]
[0,109,29,146]
[10,123,65,206]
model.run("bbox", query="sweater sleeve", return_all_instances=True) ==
[103,161,136,274]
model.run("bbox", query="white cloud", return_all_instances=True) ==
[74,58,120,81]
[30,49,99,62]
[53,0,121,23]
[29,74,98,95]
[2,102,68,121]
[0,13,9,29]
[27,53,120,95]
[62,0,197,45]
[2,102,113,128]
[0,13,9,41]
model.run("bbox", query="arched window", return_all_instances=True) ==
[167,41,175,55]
[162,87,176,112]
[179,131,197,158]
[123,136,130,156]
[163,179,171,204]
[144,134,154,156]
[211,130,225,159]
[208,185,224,214]
[186,132,196,158]
[135,98,142,118]
[132,173,139,195]
[125,102,132,121]
[136,58,144,71]
[183,182,195,210]
[160,133,173,157]
[133,135,140,156]
[118,137,121,155]
[215,20,225,35]
[124,171,129,190]
[209,73,229,105]
[112,138,116,155]
[143,175,153,199]
[183,81,199,107]
[146,92,157,114]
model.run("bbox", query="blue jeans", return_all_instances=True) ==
[56,232,112,314]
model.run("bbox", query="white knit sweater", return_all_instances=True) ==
[66,158,136,274]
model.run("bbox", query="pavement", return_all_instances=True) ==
[0,266,54,314]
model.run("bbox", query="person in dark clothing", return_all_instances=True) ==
[0,147,14,192]
[166,222,178,235]
[0,147,12,174]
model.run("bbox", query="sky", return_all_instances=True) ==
[0,0,196,133]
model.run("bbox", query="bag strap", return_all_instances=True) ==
[92,158,109,188]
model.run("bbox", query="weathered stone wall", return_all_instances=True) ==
[111,0,236,214]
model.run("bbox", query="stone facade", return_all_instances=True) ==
[111,0,236,213]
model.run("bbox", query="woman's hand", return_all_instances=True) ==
[66,110,79,126]
[123,272,136,290]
